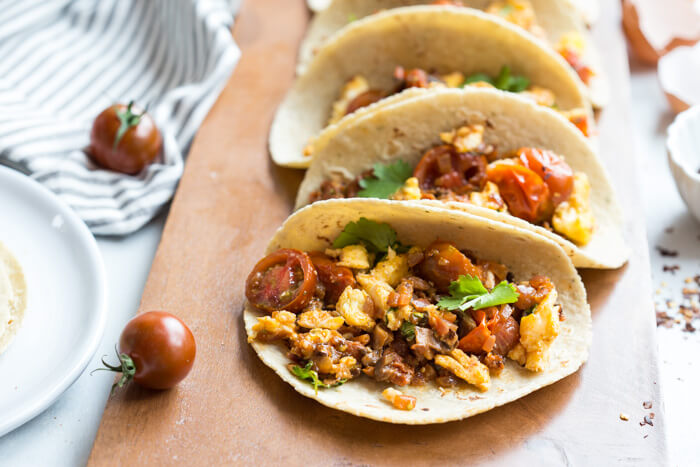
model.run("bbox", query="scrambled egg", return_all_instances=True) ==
[440,124,485,153]
[391,177,422,201]
[519,85,556,107]
[469,181,508,212]
[335,356,358,380]
[297,308,345,330]
[329,75,370,125]
[370,248,409,288]
[291,328,341,360]
[336,244,371,269]
[250,310,297,342]
[356,273,394,316]
[435,349,491,392]
[552,172,595,245]
[557,32,586,56]
[382,387,416,411]
[466,81,496,89]
[336,286,376,331]
[509,290,560,371]
[440,71,465,88]
[385,305,413,331]
[486,0,546,39]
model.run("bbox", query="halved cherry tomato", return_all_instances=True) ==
[308,252,356,305]
[419,241,483,293]
[245,249,317,313]
[517,148,574,205]
[413,145,487,193]
[345,90,386,115]
[486,161,552,223]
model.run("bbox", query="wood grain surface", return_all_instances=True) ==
[88,0,667,464]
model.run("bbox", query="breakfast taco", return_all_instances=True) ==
[270,6,592,168]
[298,0,607,108]
[295,88,627,269]
[0,242,27,355]
[244,199,591,423]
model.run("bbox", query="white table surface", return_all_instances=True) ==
[0,66,697,466]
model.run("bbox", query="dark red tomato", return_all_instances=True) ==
[486,162,552,223]
[88,101,162,175]
[517,148,574,205]
[111,311,196,390]
[413,145,487,193]
[515,275,555,310]
[485,306,520,356]
[419,241,483,293]
[245,249,317,313]
[458,323,495,354]
[345,90,385,115]
[308,252,356,305]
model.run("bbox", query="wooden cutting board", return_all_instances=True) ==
[89,0,667,464]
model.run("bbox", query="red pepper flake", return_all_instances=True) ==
[656,246,678,257]
[683,322,696,333]
[682,287,700,298]
[640,415,654,427]
[656,310,675,328]
[643,401,653,409]
[644,434,649,439]
[663,265,680,274]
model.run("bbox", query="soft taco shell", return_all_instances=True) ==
[295,88,627,269]
[270,6,592,169]
[0,242,27,355]
[244,198,591,424]
[298,1,608,107]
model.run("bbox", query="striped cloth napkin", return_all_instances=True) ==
[0,0,240,235]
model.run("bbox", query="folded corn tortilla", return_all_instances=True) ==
[244,198,591,424]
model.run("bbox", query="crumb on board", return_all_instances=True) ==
[620,413,629,421]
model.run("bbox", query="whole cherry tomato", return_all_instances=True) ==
[308,252,356,305]
[419,241,483,293]
[97,311,196,391]
[88,101,162,175]
[413,145,487,193]
[486,161,552,223]
[245,249,317,313]
[517,148,574,205]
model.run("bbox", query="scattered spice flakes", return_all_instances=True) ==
[643,401,653,409]
[644,434,649,439]
[656,310,675,328]
[682,287,700,298]
[656,246,678,257]
[663,265,680,274]
[683,322,696,333]
[620,413,629,421]
[640,415,654,427]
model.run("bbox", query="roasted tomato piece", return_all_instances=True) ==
[345,89,385,116]
[560,49,594,84]
[515,275,555,310]
[458,322,495,354]
[517,148,574,205]
[414,145,487,193]
[486,161,552,223]
[308,252,356,305]
[245,249,317,312]
[419,241,483,293]
[485,306,520,356]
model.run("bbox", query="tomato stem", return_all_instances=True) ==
[113,101,146,149]
[91,345,137,394]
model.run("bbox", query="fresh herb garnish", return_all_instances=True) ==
[437,275,519,311]
[358,161,413,199]
[400,321,416,341]
[462,66,530,93]
[290,362,345,394]
[333,218,407,254]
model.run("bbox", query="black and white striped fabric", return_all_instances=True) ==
[0,0,240,235]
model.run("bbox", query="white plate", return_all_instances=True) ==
[0,167,107,437]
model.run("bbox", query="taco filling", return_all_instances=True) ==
[326,65,590,137]
[431,0,595,85]
[246,218,564,411]
[309,125,594,246]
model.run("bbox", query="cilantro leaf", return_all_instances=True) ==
[358,161,413,199]
[463,66,530,93]
[290,362,346,394]
[332,218,407,254]
[438,275,519,311]
[400,321,416,341]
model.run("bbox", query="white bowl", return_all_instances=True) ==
[667,105,700,223]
